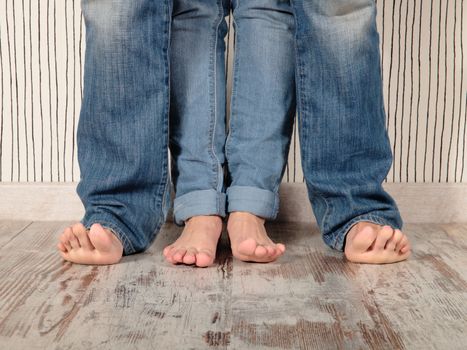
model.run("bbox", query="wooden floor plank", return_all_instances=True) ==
[0,221,465,349]
[0,220,32,249]
[0,221,233,349]
[228,222,467,350]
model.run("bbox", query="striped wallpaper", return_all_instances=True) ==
[0,0,466,183]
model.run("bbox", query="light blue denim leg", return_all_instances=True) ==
[226,0,296,220]
[77,0,172,255]
[291,0,403,251]
[169,0,230,225]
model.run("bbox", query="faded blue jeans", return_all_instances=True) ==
[292,0,403,251]
[169,0,296,225]
[77,0,172,254]
[76,0,403,256]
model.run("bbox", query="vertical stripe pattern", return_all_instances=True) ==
[0,1,465,183]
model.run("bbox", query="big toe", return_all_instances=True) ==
[346,224,378,253]
[88,223,121,253]
[237,238,258,256]
[195,251,215,267]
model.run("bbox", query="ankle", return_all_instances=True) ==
[228,211,266,224]
[185,215,223,228]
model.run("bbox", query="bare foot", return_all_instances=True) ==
[227,211,285,263]
[163,215,223,267]
[57,223,123,265]
[344,221,411,264]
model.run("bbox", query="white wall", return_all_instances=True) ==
[0,0,466,183]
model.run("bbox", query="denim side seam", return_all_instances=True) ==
[271,183,283,220]
[151,0,171,240]
[272,190,280,219]
[329,213,403,252]
[207,0,225,193]
[155,169,171,229]
[294,28,306,139]
[308,187,332,234]
[224,13,240,162]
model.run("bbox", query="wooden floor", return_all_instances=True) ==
[0,220,466,349]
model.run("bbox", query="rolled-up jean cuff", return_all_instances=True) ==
[80,212,136,255]
[173,189,227,226]
[226,185,279,220]
[329,213,403,252]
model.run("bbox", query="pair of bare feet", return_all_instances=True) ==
[57,212,411,266]
[163,212,286,267]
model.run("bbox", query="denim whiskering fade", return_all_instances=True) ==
[77,0,172,255]
[170,0,296,225]
[291,0,403,251]
[76,0,403,256]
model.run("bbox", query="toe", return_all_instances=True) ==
[346,224,378,253]
[195,251,214,267]
[63,240,72,251]
[59,250,69,261]
[254,245,268,258]
[57,242,67,252]
[396,244,412,261]
[396,234,409,252]
[164,250,176,264]
[385,229,403,251]
[400,241,411,254]
[163,245,173,257]
[69,231,81,250]
[172,248,187,262]
[73,225,93,250]
[88,224,120,253]
[384,232,397,251]
[237,238,258,256]
[72,222,87,232]
[265,245,276,257]
[276,243,286,254]
[182,249,196,265]
[59,230,72,250]
[374,225,394,250]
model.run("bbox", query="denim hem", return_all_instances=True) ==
[226,185,279,220]
[173,189,227,225]
[328,213,403,252]
[80,213,136,255]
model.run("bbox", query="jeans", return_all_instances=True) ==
[77,0,172,255]
[76,0,403,256]
[169,0,296,225]
[291,0,403,251]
